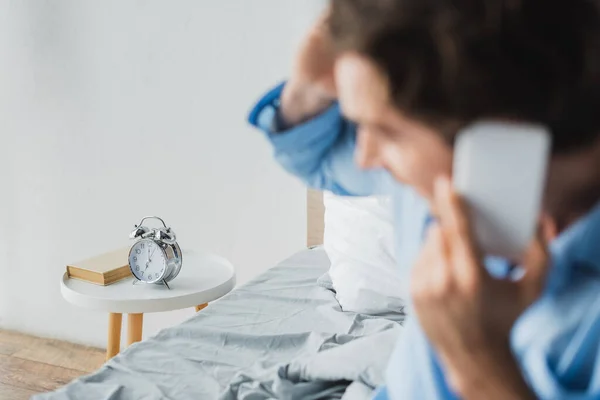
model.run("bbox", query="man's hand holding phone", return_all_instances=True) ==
[411,177,549,400]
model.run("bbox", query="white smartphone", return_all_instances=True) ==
[452,121,551,260]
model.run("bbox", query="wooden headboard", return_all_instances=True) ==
[307,189,325,247]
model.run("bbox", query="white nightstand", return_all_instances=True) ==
[60,250,236,360]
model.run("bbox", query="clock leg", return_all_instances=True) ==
[127,314,144,346]
[195,304,208,312]
[107,313,122,361]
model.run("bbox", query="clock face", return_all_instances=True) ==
[128,239,167,283]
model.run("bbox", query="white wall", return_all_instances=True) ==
[0,0,324,348]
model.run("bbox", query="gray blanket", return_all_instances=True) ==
[34,248,404,400]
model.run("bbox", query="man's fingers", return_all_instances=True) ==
[417,223,448,273]
[412,223,454,302]
[435,177,472,244]
[428,223,449,269]
[313,4,333,33]
[434,176,481,278]
[519,224,550,301]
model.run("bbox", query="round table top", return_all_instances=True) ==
[61,250,236,314]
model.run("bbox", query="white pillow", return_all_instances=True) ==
[323,192,405,315]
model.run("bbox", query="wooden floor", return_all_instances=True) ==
[0,330,105,400]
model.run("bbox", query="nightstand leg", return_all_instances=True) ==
[127,314,143,346]
[107,313,122,361]
[195,304,208,312]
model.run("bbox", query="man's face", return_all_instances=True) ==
[334,53,453,200]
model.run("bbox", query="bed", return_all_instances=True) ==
[33,192,405,400]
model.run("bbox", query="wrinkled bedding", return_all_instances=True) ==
[34,248,404,400]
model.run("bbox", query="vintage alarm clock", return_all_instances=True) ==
[128,216,183,289]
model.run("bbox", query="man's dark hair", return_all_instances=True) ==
[329,0,600,155]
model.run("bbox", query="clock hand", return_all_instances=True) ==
[149,246,157,262]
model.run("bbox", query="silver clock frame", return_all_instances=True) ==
[128,216,183,289]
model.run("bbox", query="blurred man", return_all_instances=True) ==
[249,1,600,398]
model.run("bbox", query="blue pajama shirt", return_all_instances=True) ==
[249,82,600,399]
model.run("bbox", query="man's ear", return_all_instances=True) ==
[540,213,559,242]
